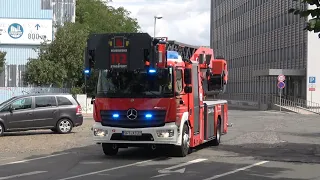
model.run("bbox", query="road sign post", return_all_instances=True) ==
[308,77,316,103]
[309,84,316,102]
[277,81,285,112]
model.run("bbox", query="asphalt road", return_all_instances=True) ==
[1,109,320,180]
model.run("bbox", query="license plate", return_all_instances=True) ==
[122,131,142,136]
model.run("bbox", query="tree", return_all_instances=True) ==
[24,0,140,93]
[289,0,320,38]
[0,51,6,74]
[24,22,89,88]
[76,0,140,33]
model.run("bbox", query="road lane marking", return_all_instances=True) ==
[0,152,70,166]
[159,158,207,173]
[202,160,269,180]
[58,158,159,180]
[0,171,47,180]
[152,174,170,178]
[151,158,208,178]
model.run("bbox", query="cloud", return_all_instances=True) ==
[108,0,211,46]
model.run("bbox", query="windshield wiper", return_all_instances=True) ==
[144,90,162,97]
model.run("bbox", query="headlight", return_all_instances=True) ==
[156,129,174,138]
[93,128,108,137]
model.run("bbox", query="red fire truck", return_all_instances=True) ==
[85,33,229,157]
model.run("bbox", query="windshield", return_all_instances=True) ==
[96,68,174,98]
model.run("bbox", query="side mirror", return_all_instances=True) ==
[9,105,13,113]
[184,69,192,84]
[184,86,192,93]
[91,96,95,105]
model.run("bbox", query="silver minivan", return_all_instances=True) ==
[0,93,83,136]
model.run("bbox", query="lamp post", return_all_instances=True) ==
[153,15,163,38]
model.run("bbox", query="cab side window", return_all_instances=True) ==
[35,96,56,108]
[175,69,183,93]
[11,97,32,111]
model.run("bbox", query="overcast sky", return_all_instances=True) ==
[109,0,211,46]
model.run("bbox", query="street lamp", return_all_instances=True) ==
[154,15,163,38]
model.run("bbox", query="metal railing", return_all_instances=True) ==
[216,93,320,114]
[272,96,302,113]
[282,95,320,114]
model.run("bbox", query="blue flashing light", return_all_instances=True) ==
[148,69,156,73]
[145,114,152,118]
[167,51,179,59]
[84,69,90,74]
[112,114,119,118]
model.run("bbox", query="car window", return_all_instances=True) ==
[35,96,56,108]
[0,105,11,112]
[0,97,15,107]
[57,96,73,106]
[11,97,32,111]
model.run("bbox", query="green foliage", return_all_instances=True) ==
[0,51,6,73]
[71,86,83,96]
[289,0,320,38]
[76,0,140,33]
[25,22,89,87]
[24,0,140,94]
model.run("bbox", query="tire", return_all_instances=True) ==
[56,118,73,134]
[212,119,221,146]
[174,123,190,157]
[102,143,118,156]
[0,123,4,136]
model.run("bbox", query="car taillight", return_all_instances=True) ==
[76,105,82,115]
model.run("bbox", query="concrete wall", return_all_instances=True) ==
[306,5,320,104]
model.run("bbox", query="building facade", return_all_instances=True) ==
[0,0,75,102]
[211,0,319,105]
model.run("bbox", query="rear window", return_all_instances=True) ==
[71,95,81,105]
[57,96,73,106]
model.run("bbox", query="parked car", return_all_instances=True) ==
[0,93,83,136]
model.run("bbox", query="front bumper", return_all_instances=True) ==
[92,122,180,146]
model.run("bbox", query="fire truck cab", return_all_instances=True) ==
[85,33,229,157]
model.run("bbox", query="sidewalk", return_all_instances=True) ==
[83,113,93,118]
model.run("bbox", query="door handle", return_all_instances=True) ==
[52,110,57,114]
[27,113,32,115]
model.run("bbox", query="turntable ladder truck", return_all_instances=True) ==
[85,33,229,157]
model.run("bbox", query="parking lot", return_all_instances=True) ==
[1,109,320,180]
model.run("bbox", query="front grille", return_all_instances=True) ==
[100,110,166,128]
[110,133,154,141]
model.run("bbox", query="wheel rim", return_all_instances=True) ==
[59,120,71,133]
[183,127,190,151]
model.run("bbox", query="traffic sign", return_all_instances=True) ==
[309,76,316,83]
[309,87,316,91]
[309,84,316,88]
[277,81,285,89]
[277,74,285,82]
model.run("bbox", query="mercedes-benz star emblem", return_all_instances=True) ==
[127,108,138,120]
